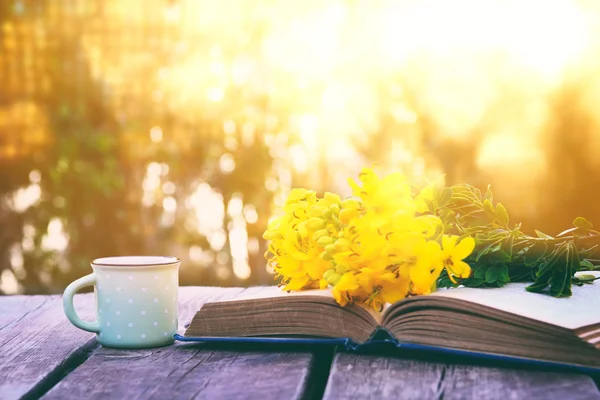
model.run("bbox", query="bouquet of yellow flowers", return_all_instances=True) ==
[263,167,474,310]
[264,167,600,310]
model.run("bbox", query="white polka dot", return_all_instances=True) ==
[153,298,158,303]
[163,332,168,336]
[106,321,111,327]
[99,309,103,314]
[172,296,176,301]
[128,299,133,304]
[153,321,158,326]
[116,286,121,292]
[117,334,121,339]
[116,310,121,315]
[141,310,146,315]
[154,275,159,280]
[128,322,133,327]
[128,275,133,280]
[141,288,147,292]
[105,298,110,303]
[164,308,168,314]
[99,332,103,337]
[141,334,146,339]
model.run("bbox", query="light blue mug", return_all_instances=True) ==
[63,256,180,349]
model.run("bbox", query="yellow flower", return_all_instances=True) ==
[348,167,415,230]
[332,266,412,311]
[441,235,475,283]
[385,232,444,295]
[263,188,342,291]
[264,168,477,309]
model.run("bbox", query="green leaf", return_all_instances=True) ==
[499,264,509,282]
[483,199,495,218]
[463,277,485,287]
[488,249,511,262]
[474,266,489,279]
[578,245,598,257]
[524,242,548,266]
[573,217,593,230]
[474,240,503,261]
[484,185,493,202]
[557,227,578,237]
[549,246,570,297]
[495,203,509,226]
[579,259,595,269]
[438,187,453,207]
[535,230,554,239]
[576,274,597,283]
[502,235,514,258]
[526,281,548,293]
[485,266,501,283]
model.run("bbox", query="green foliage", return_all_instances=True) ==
[434,184,599,297]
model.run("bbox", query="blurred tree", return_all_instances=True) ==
[0,0,279,293]
[537,85,600,234]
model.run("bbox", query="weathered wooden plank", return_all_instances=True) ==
[442,364,600,400]
[0,294,97,400]
[42,286,320,400]
[324,353,600,400]
[0,295,48,331]
[0,287,262,400]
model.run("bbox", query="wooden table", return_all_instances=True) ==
[1,287,599,400]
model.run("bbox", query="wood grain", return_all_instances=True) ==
[324,353,600,400]
[3,287,599,400]
[42,286,318,400]
[0,294,97,400]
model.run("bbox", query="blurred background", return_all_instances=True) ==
[2,0,600,294]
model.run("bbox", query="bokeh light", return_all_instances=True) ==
[2,0,600,294]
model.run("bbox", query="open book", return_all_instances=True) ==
[178,272,600,371]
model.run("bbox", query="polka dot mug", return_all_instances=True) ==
[63,256,180,349]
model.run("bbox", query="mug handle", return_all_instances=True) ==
[63,273,100,333]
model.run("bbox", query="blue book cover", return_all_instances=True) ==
[174,280,600,374]
[174,332,600,375]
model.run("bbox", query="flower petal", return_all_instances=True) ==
[454,260,472,278]
[453,237,475,260]
[443,234,460,250]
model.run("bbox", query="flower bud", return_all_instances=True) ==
[334,238,350,250]
[317,236,335,247]
[336,264,348,274]
[312,229,329,241]
[326,272,342,285]
[323,269,336,280]
[329,204,341,214]
[306,217,325,231]
[325,244,336,254]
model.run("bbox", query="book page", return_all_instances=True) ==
[207,286,383,324]
[220,286,334,301]
[429,271,600,330]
